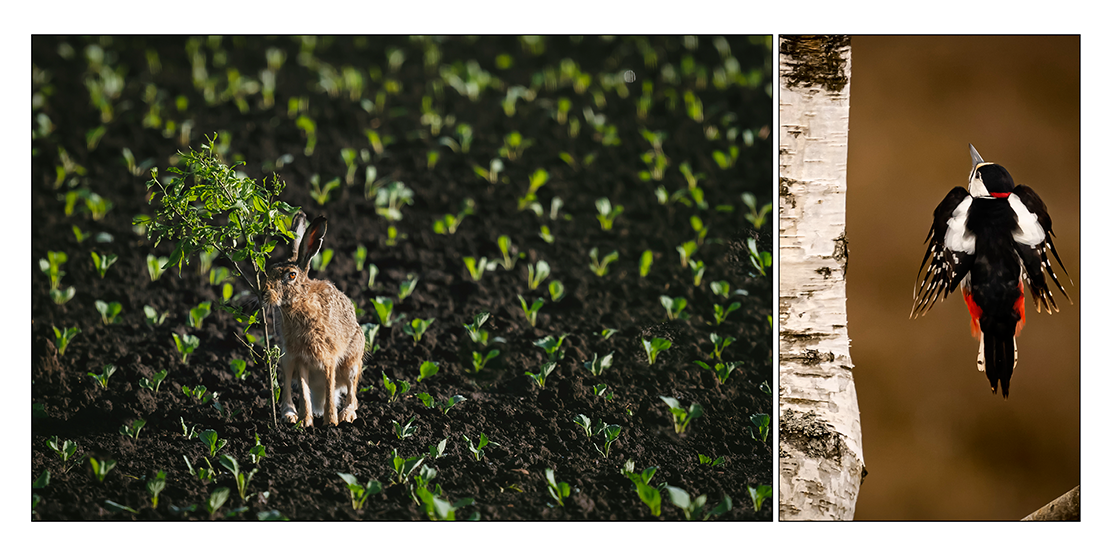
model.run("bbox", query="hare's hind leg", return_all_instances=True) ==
[298,363,315,428]
[280,357,299,424]
[338,357,361,423]
[323,363,339,427]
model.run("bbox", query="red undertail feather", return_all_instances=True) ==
[1014,282,1026,337]
[963,288,982,339]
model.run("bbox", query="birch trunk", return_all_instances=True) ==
[778,36,865,521]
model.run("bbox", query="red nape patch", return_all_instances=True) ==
[1015,282,1026,336]
[963,289,982,339]
[990,192,1011,198]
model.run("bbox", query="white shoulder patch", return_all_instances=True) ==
[1008,194,1046,246]
[944,196,975,254]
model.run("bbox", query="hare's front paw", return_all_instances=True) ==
[301,414,314,428]
[283,408,299,424]
[340,406,357,423]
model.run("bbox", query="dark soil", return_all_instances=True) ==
[31,35,773,521]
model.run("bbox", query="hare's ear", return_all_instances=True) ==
[289,212,308,262]
[297,216,328,271]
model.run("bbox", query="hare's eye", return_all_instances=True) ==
[286,271,296,281]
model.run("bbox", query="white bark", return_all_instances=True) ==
[778,36,865,521]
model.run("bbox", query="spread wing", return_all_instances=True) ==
[912,186,975,318]
[1011,184,1071,313]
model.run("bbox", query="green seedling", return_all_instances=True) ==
[230,359,248,380]
[760,381,773,396]
[50,287,76,305]
[184,455,218,484]
[712,302,742,325]
[499,131,533,160]
[353,245,368,271]
[147,470,167,508]
[464,312,492,345]
[621,460,662,517]
[422,394,466,415]
[545,468,571,507]
[742,192,773,230]
[525,362,557,388]
[398,274,419,300]
[699,454,725,467]
[382,372,410,403]
[249,434,267,464]
[361,323,380,354]
[199,429,227,457]
[539,225,555,243]
[463,256,490,281]
[89,456,116,482]
[73,225,91,243]
[146,254,169,282]
[592,383,615,401]
[473,158,503,184]
[639,250,654,277]
[497,235,520,270]
[518,295,544,327]
[205,487,231,518]
[94,300,122,325]
[311,248,333,272]
[211,392,241,420]
[588,247,619,277]
[337,473,382,510]
[690,260,706,286]
[710,333,735,360]
[39,251,67,290]
[173,332,200,363]
[695,360,739,384]
[642,337,671,365]
[370,297,403,327]
[374,181,414,221]
[659,295,689,321]
[660,396,703,434]
[119,418,147,440]
[548,279,566,302]
[340,148,358,185]
[33,470,50,490]
[87,364,116,389]
[417,360,439,382]
[394,416,419,439]
[403,318,435,344]
[143,305,169,327]
[517,167,550,212]
[583,352,614,376]
[183,384,213,404]
[52,325,80,357]
[463,432,497,461]
[189,301,212,329]
[433,201,473,234]
[415,486,477,521]
[748,485,773,512]
[746,237,772,276]
[749,413,770,442]
[595,424,621,458]
[676,240,698,268]
[471,349,500,373]
[90,251,118,278]
[84,192,113,220]
[103,499,139,514]
[573,414,596,437]
[595,197,624,230]
[665,486,732,521]
[534,334,568,361]
[689,215,709,245]
[219,455,258,501]
[527,260,550,290]
[712,145,739,169]
[598,328,618,340]
[47,436,78,465]
[180,417,201,440]
[308,175,340,206]
[428,438,449,459]
[391,450,426,485]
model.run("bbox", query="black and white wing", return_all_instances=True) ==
[912,186,976,318]
[1011,184,1071,313]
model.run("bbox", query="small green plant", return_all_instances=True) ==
[370,297,403,327]
[415,486,477,521]
[398,274,419,300]
[403,318,434,343]
[746,237,772,276]
[173,332,200,363]
[143,305,169,327]
[595,197,624,230]
[90,251,118,278]
[229,358,248,380]
[760,381,773,396]
[199,429,227,457]
[621,460,662,517]
[748,484,773,512]
[712,301,742,325]
[52,325,80,356]
[695,360,739,384]
[180,417,201,440]
[712,145,739,169]
[205,486,231,518]
[639,250,654,277]
[394,416,419,439]
[374,181,415,221]
[664,486,732,521]
[689,215,709,245]
[534,334,568,361]
[39,251,67,289]
[183,384,213,404]
[659,295,689,321]
[497,235,520,270]
[473,157,503,184]
[710,333,735,360]
[690,260,706,286]
[184,455,218,484]
[382,372,410,403]
[749,413,770,442]
[428,438,449,459]
[367,263,380,288]
[119,418,147,440]
[545,468,570,506]
[146,254,169,282]
[463,256,490,281]
[337,473,383,510]
[46,436,78,465]
[642,337,671,365]
[527,260,550,290]
[676,241,698,268]
[463,432,497,461]
[593,383,614,401]
[249,434,267,464]
[660,396,703,434]
[189,301,212,329]
[391,449,426,485]
[588,247,619,277]
[471,349,500,373]
[89,456,116,482]
[538,225,554,244]
[147,470,167,508]
[518,295,544,327]
[699,454,725,467]
[583,352,614,376]
[353,244,368,271]
[742,193,772,230]
[311,248,333,271]
[94,300,122,325]
[595,424,621,458]
[219,454,258,501]
[87,364,116,389]
[548,279,566,302]
[464,312,492,345]
[417,360,440,382]
[517,168,550,212]
[50,287,76,305]
[525,362,557,388]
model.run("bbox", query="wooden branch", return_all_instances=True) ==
[1021,485,1080,521]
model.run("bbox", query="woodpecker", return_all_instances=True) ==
[911,144,1070,398]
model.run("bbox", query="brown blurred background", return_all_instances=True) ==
[838,36,1080,520]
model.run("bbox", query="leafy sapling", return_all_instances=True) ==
[527,260,550,290]
[583,351,614,376]
[548,279,566,302]
[183,384,213,404]
[621,460,662,517]
[428,438,449,459]
[749,414,770,442]
[89,456,116,482]
[748,485,773,512]
[205,487,231,518]
[690,260,705,286]
[588,247,619,277]
[534,334,568,361]
[146,254,169,282]
[660,396,703,434]
[463,256,490,281]
[39,251,67,290]
[119,418,147,440]
[518,295,544,327]
[367,263,379,289]
[87,364,116,389]
[189,301,212,329]
[676,240,698,268]
[52,325,80,357]
[249,435,267,464]
[310,248,334,272]
[573,414,596,437]
[403,318,435,343]
[463,432,498,461]
[595,424,621,458]
[229,359,248,380]
[47,436,78,465]
[464,312,492,346]
[595,197,624,230]
[371,297,403,327]
[361,323,380,355]
[712,300,742,325]
[147,471,167,508]
[593,383,615,401]
[90,251,118,278]
[50,287,76,305]
[497,235,521,270]
[694,360,739,384]
[393,416,418,439]
[525,362,557,388]
[391,450,426,485]
[415,486,477,521]
[398,274,419,300]
[417,360,440,382]
[353,244,367,271]
[143,305,169,327]
[219,455,258,501]
[742,192,773,230]
[642,337,672,365]
[710,333,735,360]
[94,300,122,325]
[639,250,654,277]
[199,429,227,457]
[338,473,383,510]
[746,237,772,276]
[381,372,410,403]
[660,295,690,320]
[545,468,570,507]
[173,332,200,363]
[471,349,500,373]
[760,380,773,396]
[699,454,726,467]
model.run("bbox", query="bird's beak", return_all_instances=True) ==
[969,143,985,170]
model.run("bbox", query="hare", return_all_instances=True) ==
[262,212,364,427]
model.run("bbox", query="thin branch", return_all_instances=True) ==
[1021,486,1079,521]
